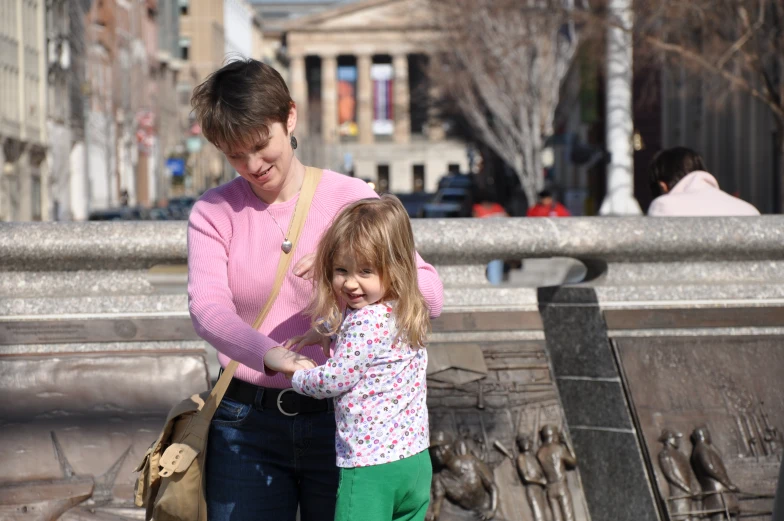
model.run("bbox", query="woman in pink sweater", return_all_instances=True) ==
[187,59,444,521]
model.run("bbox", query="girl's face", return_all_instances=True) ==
[331,250,385,310]
[221,108,297,203]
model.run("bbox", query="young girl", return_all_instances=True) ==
[288,195,433,521]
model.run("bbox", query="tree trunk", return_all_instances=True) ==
[514,153,538,207]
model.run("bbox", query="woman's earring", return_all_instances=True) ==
[290,135,298,150]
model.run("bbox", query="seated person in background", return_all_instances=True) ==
[647,147,760,216]
[527,190,571,217]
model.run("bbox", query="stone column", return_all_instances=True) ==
[357,54,373,145]
[17,148,32,221]
[289,54,309,138]
[39,153,50,221]
[393,54,410,144]
[321,54,338,145]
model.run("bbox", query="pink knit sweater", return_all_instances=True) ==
[187,170,444,389]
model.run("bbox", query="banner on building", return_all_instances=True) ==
[136,110,156,154]
[337,65,358,137]
[371,64,393,135]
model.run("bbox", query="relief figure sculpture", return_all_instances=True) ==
[428,430,499,521]
[536,425,577,521]
[658,428,699,521]
[516,433,552,521]
[690,426,739,521]
[457,425,487,461]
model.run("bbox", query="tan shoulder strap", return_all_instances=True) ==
[200,166,324,418]
[251,166,323,330]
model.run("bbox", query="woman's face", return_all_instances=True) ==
[222,107,297,201]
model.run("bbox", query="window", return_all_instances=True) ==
[412,164,425,193]
[179,37,190,61]
[448,163,460,174]
[178,0,189,16]
[377,164,390,193]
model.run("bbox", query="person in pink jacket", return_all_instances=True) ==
[647,147,759,216]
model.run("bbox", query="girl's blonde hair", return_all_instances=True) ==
[310,194,430,348]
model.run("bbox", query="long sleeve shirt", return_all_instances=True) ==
[291,303,429,468]
[187,170,444,388]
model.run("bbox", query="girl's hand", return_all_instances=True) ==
[285,328,331,357]
[293,253,316,280]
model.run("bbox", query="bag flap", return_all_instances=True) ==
[133,446,153,473]
[159,441,200,477]
[165,391,209,422]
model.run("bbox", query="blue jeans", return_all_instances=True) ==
[206,394,339,521]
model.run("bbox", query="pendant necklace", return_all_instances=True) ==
[267,207,295,253]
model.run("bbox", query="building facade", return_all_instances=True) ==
[0,0,48,222]
[42,0,182,221]
[282,0,469,193]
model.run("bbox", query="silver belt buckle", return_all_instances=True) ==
[276,388,299,416]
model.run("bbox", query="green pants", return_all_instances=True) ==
[334,450,432,521]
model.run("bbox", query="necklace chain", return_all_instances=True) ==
[266,204,296,253]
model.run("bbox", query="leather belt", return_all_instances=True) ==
[220,371,333,416]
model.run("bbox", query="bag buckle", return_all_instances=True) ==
[276,388,299,416]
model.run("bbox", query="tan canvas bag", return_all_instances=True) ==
[134,167,323,521]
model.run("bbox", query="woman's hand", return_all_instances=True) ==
[293,253,316,280]
[264,346,318,375]
[285,328,331,358]
[281,356,318,380]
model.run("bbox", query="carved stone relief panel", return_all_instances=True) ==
[615,336,782,521]
[426,339,590,521]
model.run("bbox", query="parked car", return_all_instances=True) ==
[437,173,473,191]
[88,206,149,221]
[148,207,175,220]
[166,196,197,220]
[88,209,127,221]
[419,188,473,218]
[395,192,433,218]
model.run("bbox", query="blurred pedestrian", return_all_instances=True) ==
[473,195,508,285]
[527,190,571,217]
[647,147,759,216]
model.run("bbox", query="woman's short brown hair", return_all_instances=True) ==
[191,58,293,151]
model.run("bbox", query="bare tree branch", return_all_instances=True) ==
[427,0,582,204]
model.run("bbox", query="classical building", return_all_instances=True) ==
[0,0,48,221]
[251,0,351,68]
[281,0,469,192]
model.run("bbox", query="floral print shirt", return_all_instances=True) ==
[291,303,429,468]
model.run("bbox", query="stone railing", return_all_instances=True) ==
[1,217,783,521]
[3,216,782,301]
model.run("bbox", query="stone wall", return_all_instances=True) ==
[1,217,783,520]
